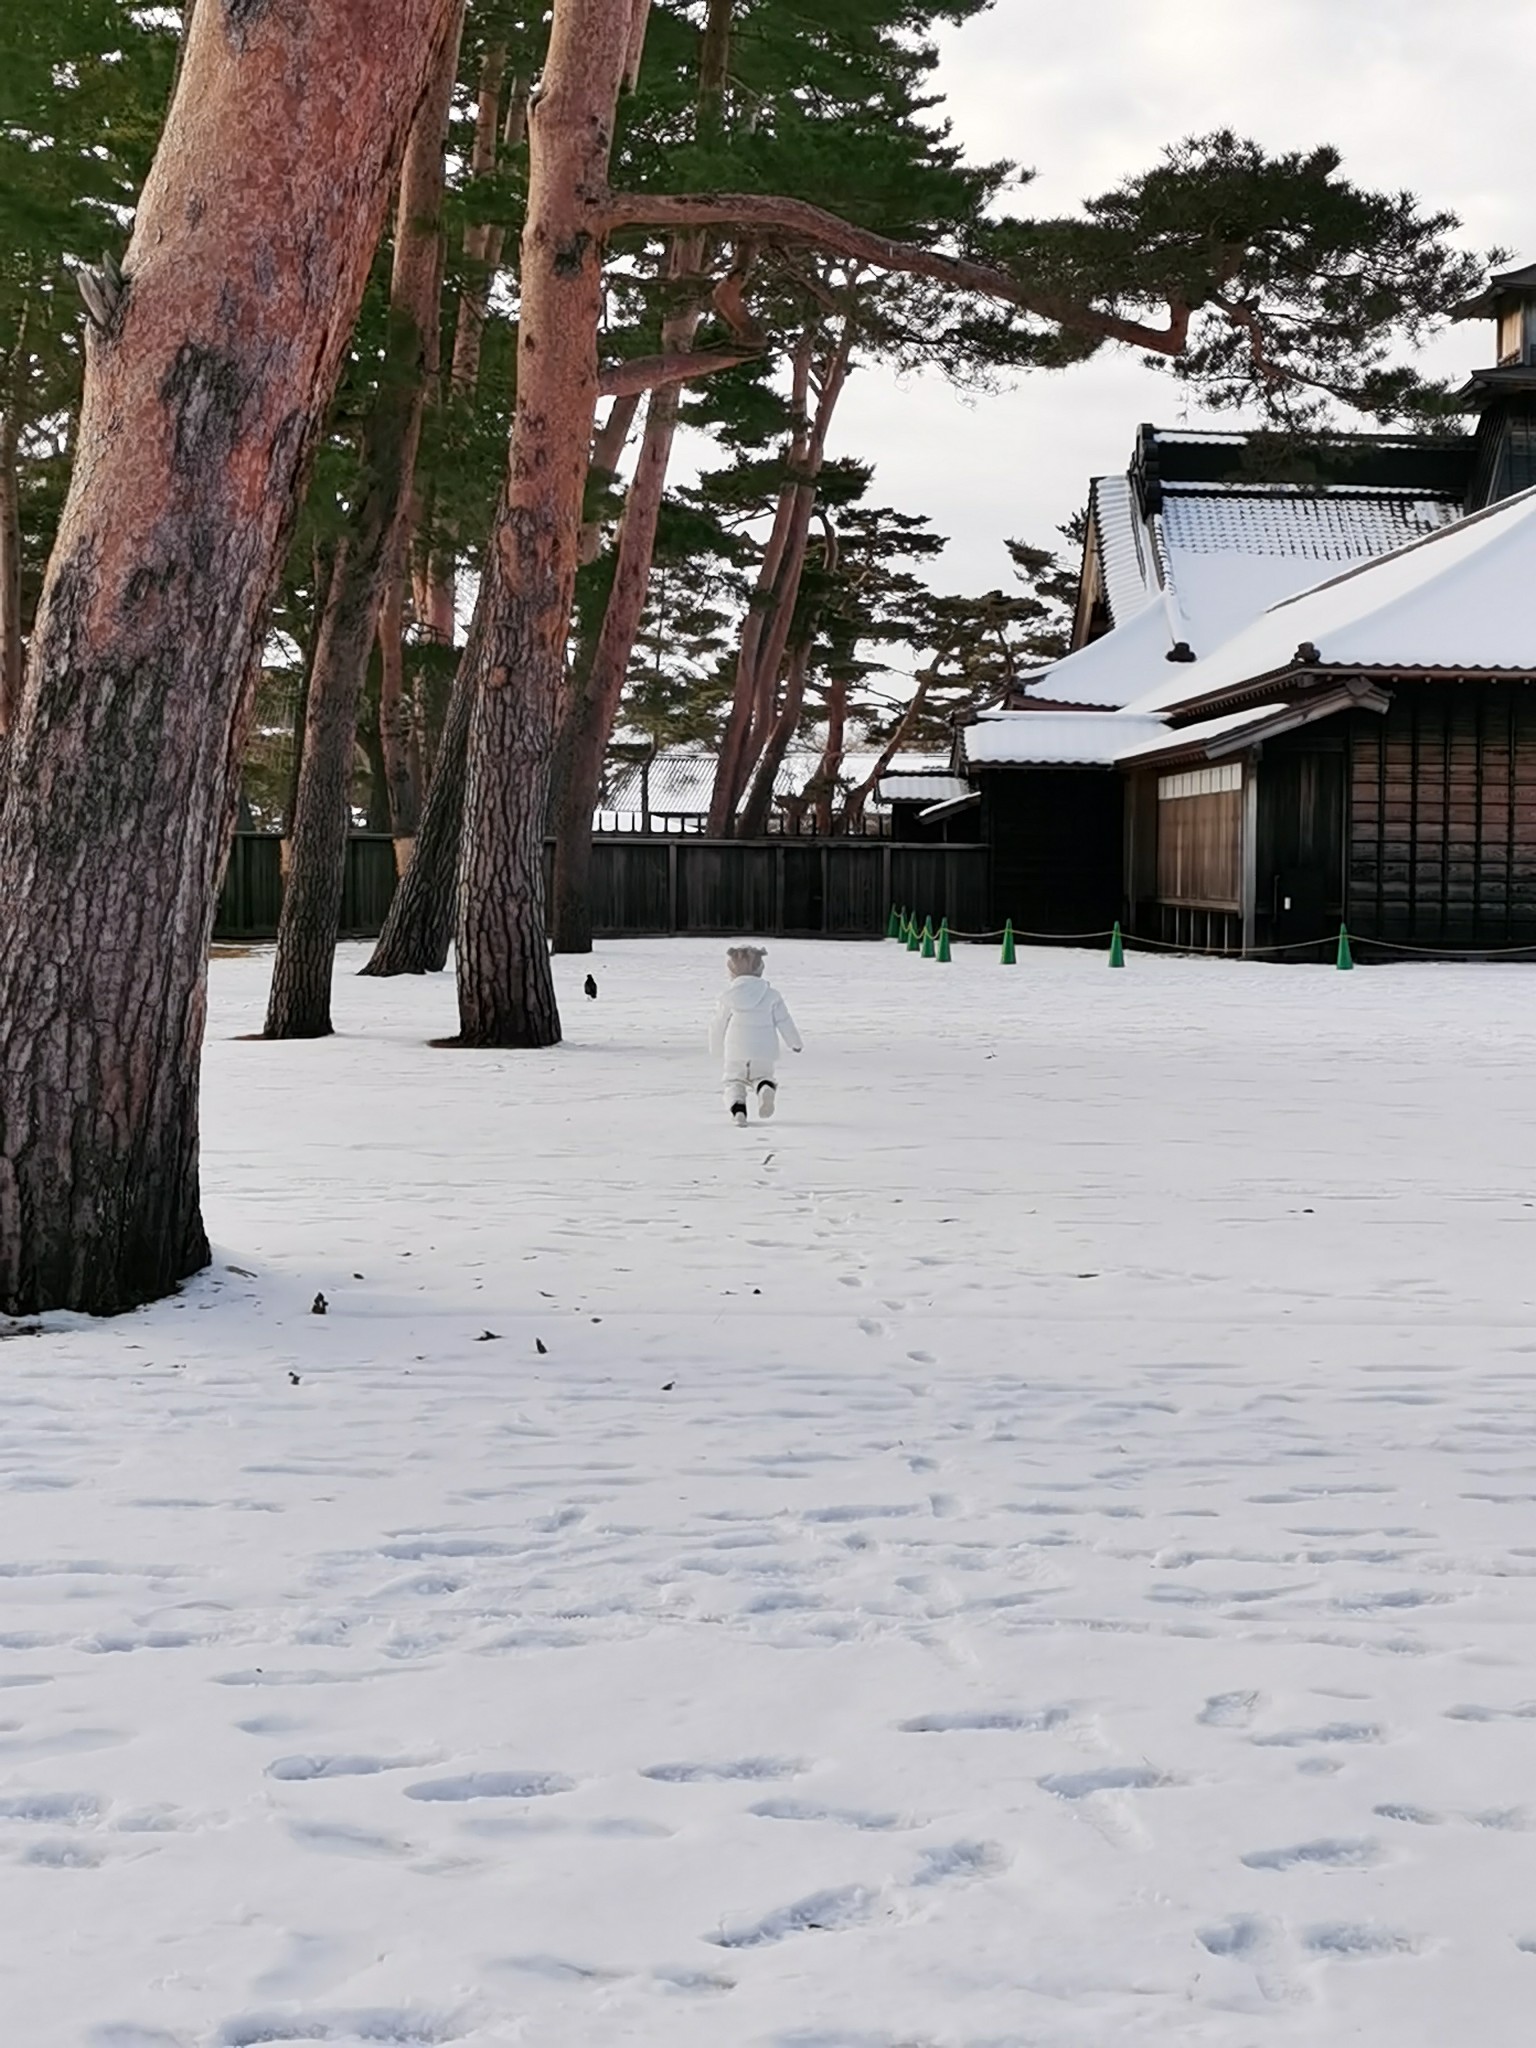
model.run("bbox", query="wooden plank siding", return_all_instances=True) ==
[1346,684,1536,946]
[1155,772,1242,910]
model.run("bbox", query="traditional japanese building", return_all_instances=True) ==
[961,264,1536,953]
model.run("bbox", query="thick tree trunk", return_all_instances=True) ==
[419,49,523,641]
[707,483,799,836]
[707,337,812,835]
[707,325,851,834]
[453,0,633,1047]
[0,0,459,1317]
[812,672,847,834]
[377,555,420,857]
[738,633,813,839]
[358,579,481,975]
[0,392,21,737]
[550,244,702,953]
[264,5,462,1039]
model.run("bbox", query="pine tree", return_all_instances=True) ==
[0,0,463,1314]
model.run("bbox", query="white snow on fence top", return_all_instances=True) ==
[874,773,970,805]
[1131,482,1536,715]
[962,709,1169,766]
[1016,463,1463,712]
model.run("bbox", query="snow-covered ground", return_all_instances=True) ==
[5,937,1536,2048]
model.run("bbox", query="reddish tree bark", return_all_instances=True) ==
[265,2,464,1039]
[0,0,460,1316]
[549,241,705,953]
[377,552,419,856]
[0,385,20,739]
[708,322,851,833]
[358,572,484,976]
[738,633,813,838]
[811,671,847,834]
[453,0,635,1047]
[415,48,525,645]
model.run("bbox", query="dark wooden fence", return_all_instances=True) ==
[213,833,989,942]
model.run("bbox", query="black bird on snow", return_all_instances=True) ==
[583,974,598,1000]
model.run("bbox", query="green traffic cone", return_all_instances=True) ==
[920,916,935,960]
[1000,918,1016,966]
[887,904,901,939]
[1336,922,1354,971]
[1108,921,1125,969]
[906,915,921,953]
[936,918,951,963]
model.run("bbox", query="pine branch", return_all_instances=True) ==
[596,345,761,399]
[598,191,1194,354]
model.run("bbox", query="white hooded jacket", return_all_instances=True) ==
[709,977,802,1066]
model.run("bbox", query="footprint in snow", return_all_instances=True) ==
[404,1771,575,1802]
[216,2010,465,2045]
[911,1839,1009,1885]
[1198,1690,1263,1727]
[1251,1722,1383,1748]
[20,1838,107,1867]
[1039,1765,1182,1798]
[0,1790,102,1823]
[1241,1836,1382,1870]
[749,1798,922,1832]
[641,1757,806,1783]
[267,1752,435,1781]
[87,2028,186,2047]
[901,1706,1070,1734]
[708,1883,882,1949]
[1196,1915,1311,2006]
[1301,1923,1420,1958]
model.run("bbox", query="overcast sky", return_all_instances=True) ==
[776,0,1536,597]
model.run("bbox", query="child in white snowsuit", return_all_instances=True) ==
[709,945,802,1124]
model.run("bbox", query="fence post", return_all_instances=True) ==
[668,840,679,934]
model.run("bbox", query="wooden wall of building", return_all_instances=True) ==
[1154,764,1243,908]
[1347,683,1536,947]
[977,766,1124,937]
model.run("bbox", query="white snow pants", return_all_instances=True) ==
[723,1058,776,1110]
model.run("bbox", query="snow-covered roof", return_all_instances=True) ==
[1113,702,1286,762]
[1017,461,1464,712]
[962,709,1170,767]
[1130,483,1536,717]
[599,748,948,818]
[1156,485,1460,654]
[875,773,969,805]
[1016,599,1178,710]
[1091,474,1161,628]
